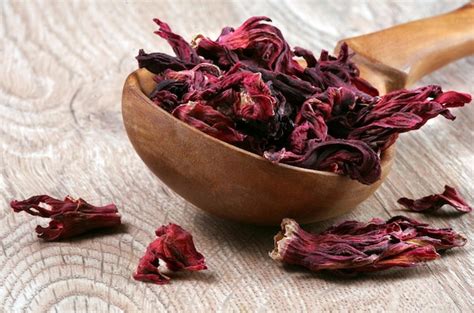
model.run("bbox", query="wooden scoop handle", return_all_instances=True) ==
[338,2,474,93]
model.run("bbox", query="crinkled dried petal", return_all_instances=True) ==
[301,43,378,98]
[349,86,472,151]
[153,19,202,64]
[293,46,317,67]
[236,72,276,121]
[172,101,246,143]
[133,223,207,285]
[154,224,207,271]
[265,139,381,185]
[195,35,239,70]
[136,49,196,74]
[248,65,319,105]
[198,16,303,75]
[132,246,170,285]
[10,195,121,241]
[398,185,472,213]
[270,216,465,274]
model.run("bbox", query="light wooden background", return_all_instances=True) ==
[1,1,473,312]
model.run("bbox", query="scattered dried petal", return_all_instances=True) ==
[398,185,472,213]
[270,216,466,273]
[133,223,207,284]
[10,195,121,241]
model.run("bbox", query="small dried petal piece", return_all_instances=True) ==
[10,195,121,241]
[270,216,466,273]
[398,185,472,213]
[133,223,207,285]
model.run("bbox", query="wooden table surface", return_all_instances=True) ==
[1,1,473,312]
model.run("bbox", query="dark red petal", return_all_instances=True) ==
[154,224,207,271]
[266,139,381,185]
[10,195,121,241]
[349,85,471,151]
[434,91,472,108]
[133,223,207,285]
[197,16,303,76]
[133,247,171,284]
[270,217,465,274]
[136,49,195,74]
[398,185,472,213]
[153,19,201,64]
[172,102,246,143]
[293,46,317,67]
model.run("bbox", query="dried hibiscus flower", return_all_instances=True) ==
[138,16,472,185]
[270,216,466,273]
[195,16,302,75]
[10,195,121,241]
[133,223,207,284]
[398,185,472,213]
[172,101,246,143]
[347,85,472,151]
[265,138,381,184]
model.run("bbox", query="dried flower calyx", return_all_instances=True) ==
[398,185,472,213]
[270,217,466,273]
[138,17,472,185]
[10,195,121,241]
[133,223,207,284]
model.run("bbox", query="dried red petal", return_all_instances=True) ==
[434,90,472,107]
[301,43,378,98]
[265,139,381,185]
[153,19,202,64]
[133,223,207,285]
[270,217,466,273]
[136,49,196,74]
[349,86,472,151]
[235,72,276,121]
[172,101,246,143]
[398,185,472,213]
[10,195,121,241]
[197,16,303,76]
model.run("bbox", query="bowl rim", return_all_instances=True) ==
[125,68,395,178]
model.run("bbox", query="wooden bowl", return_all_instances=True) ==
[122,68,395,225]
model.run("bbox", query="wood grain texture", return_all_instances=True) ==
[0,0,473,312]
